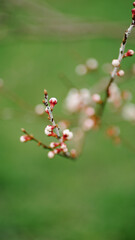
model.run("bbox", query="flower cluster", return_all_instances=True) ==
[19,2,135,160]
[64,87,101,133]
[43,91,73,158]
[20,90,75,159]
[48,129,73,158]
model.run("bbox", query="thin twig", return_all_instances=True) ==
[21,128,76,160]
[43,89,61,139]
[99,19,135,116]
[21,128,51,149]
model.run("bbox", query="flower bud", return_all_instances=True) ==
[60,142,67,150]
[50,142,60,148]
[117,70,125,77]
[83,118,95,131]
[126,49,134,56]
[92,94,101,103]
[45,125,55,136]
[85,107,95,117]
[35,104,44,115]
[86,58,98,70]
[48,151,55,158]
[132,8,135,19]
[63,129,73,140]
[112,59,120,67]
[70,149,77,158]
[20,135,31,142]
[132,8,135,14]
[45,107,49,115]
[49,98,57,109]
[75,64,87,76]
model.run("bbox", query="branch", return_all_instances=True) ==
[20,90,77,160]
[20,128,76,160]
[99,17,135,116]
[42,89,61,139]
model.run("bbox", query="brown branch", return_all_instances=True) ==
[21,128,76,160]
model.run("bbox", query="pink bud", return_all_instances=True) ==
[132,8,135,19]
[45,107,49,115]
[63,129,73,140]
[44,125,56,136]
[53,148,62,154]
[126,49,134,57]
[83,119,95,131]
[85,107,95,117]
[92,94,101,103]
[20,135,31,142]
[132,8,135,14]
[60,142,67,149]
[50,142,60,148]
[49,98,57,109]
[117,70,125,77]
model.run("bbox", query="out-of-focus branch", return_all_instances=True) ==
[99,17,135,116]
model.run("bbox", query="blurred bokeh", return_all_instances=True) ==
[0,0,135,239]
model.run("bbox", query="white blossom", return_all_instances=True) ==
[75,64,87,76]
[122,103,135,121]
[86,58,98,70]
[48,151,55,158]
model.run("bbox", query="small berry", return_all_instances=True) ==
[112,59,120,67]
[133,2,135,7]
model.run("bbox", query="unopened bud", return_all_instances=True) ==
[112,59,120,67]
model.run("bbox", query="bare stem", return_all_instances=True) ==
[99,20,135,116]
[43,89,61,139]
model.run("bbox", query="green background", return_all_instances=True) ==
[0,0,135,239]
